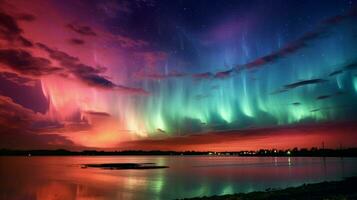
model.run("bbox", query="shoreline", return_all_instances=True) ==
[181,177,357,200]
[1,148,357,157]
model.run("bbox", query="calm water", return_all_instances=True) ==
[1,156,357,200]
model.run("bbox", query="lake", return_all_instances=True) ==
[1,156,357,200]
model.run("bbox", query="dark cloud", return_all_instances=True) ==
[242,8,357,69]
[270,88,289,95]
[68,38,85,45]
[159,8,356,81]
[66,23,97,36]
[245,30,325,69]
[79,73,129,92]
[0,95,88,149]
[214,69,233,78]
[271,79,328,95]
[335,91,346,96]
[0,49,62,76]
[310,108,320,112]
[0,17,147,95]
[0,72,36,86]
[192,70,234,80]
[329,69,344,76]
[283,79,328,89]
[322,7,357,25]
[135,71,186,80]
[325,61,357,77]
[37,43,148,94]
[110,34,149,48]
[15,13,36,22]
[78,67,148,94]
[0,12,21,42]
[0,12,21,36]
[74,69,148,94]
[17,36,33,47]
[0,95,39,129]
[192,72,213,79]
[316,95,332,100]
[83,110,111,117]
[316,91,345,100]
[37,42,79,65]
[343,62,357,70]
[310,104,357,113]
[157,128,166,134]
[0,73,49,113]
[0,11,33,47]
[0,95,58,131]
[38,43,96,72]
[292,102,301,106]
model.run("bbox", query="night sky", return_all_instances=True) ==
[1,0,357,150]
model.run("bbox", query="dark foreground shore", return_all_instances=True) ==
[182,177,357,200]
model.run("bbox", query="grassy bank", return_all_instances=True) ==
[182,177,357,200]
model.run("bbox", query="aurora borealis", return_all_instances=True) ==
[1,0,357,150]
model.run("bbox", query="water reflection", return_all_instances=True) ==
[0,156,357,200]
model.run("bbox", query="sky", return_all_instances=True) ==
[0,0,357,151]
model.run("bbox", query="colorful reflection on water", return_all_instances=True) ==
[1,156,357,200]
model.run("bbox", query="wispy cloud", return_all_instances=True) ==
[244,8,357,69]
[135,71,186,80]
[283,79,328,89]
[0,9,148,95]
[36,42,149,95]
[0,12,33,47]
[68,38,85,45]
[66,23,97,36]
[0,49,62,76]
[0,95,79,149]
[192,72,213,79]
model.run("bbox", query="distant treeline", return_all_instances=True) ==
[0,149,207,156]
[1,147,357,157]
[241,147,357,157]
